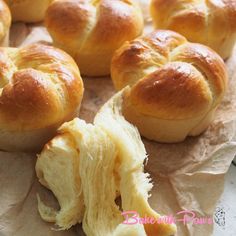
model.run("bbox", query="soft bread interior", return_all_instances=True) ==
[36,88,177,236]
[95,89,177,235]
[36,133,84,229]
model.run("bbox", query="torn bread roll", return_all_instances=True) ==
[36,89,177,236]
[4,0,53,23]
[150,0,236,59]
[0,43,84,152]
[45,0,144,77]
[0,0,11,46]
[111,30,228,143]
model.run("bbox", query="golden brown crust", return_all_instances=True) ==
[80,0,143,51]
[0,44,84,131]
[111,30,188,90]
[129,62,212,119]
[111,30,228,142]
[0,0,11,44]
[4,0,53,22]
[170,42,227,105]
[45,0,94,47]
[150,0,236,59]
[45,0,144,76]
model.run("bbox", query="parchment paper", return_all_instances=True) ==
[1,5,236,236]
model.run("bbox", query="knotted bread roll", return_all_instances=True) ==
[111,30,227,143]
[45,0,144,77]
[150,0,236,59]
[0,43,84,152]
[36,89,177,236]
[4,0,53,22]
[0,0,11,46]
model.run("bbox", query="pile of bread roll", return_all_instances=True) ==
[0,0,235,235]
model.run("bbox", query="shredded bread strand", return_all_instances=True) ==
[36,88,177,236]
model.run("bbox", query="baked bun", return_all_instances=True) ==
[0,43,84,152]
[0,0,11,46]
[111,30,227,143]
[4,0,53,23]
[150,0,236,59]
[36,89,176,235]
[45,0,144,77]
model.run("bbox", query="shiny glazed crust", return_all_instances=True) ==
[150,0,236,59]
[45,0,144,76]
[111,30,227,143]
[0,43,84,151]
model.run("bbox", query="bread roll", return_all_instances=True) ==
[111,30,227,143]
[0,0,11,46]
[0,43,84,152]
[36,89,177,236]
[4,0,53,22]
[45,0,144,77]
[150,0,236,59]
